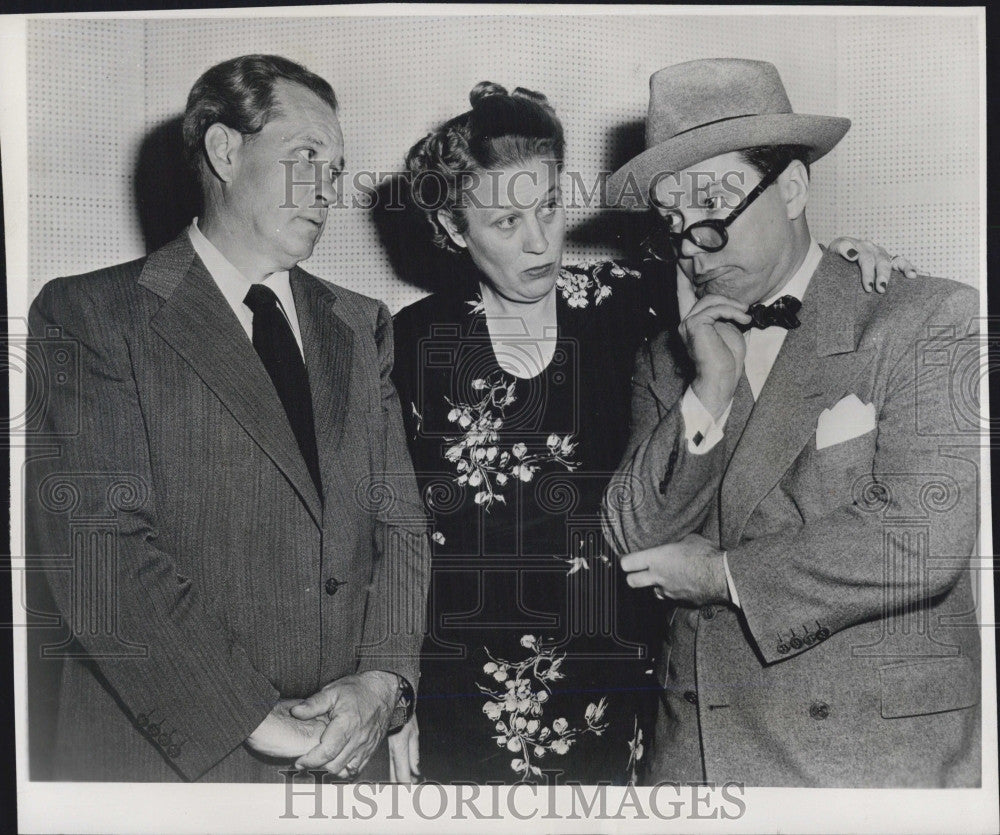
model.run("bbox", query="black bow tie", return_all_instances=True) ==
[740,295,802,331]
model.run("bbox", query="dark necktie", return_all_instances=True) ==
[740,294,802,331]
[243,284,323,499]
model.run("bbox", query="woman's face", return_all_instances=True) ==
[439,156,565,304]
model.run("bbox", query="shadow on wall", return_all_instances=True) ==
[371,174,470,295]
[135,115,202,252]
[128,115,659,290]
[566,118,653,254]
[371,118,659,288]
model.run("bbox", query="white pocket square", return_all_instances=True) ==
[815,394,876,450]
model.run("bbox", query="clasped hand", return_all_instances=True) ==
[245,670,398,780]
[620,533,730,606]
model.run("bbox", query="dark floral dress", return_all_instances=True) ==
[392,257,674,785]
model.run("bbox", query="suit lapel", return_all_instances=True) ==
[291,268,355,501]
[724,373,755,464]
[719,251,874,549]
[140,235,323,525]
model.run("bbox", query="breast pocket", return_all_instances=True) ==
[814,428,877,512]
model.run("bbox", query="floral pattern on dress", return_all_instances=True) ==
[479,635,610,782]
[556,261,642,308]
[557,549,610,576]
[440,372,578,510]
[626,716,645,783]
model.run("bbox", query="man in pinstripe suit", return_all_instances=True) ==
[25,55,430,782]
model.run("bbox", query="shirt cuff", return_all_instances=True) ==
[723,551,741,608]
[680,386,732,454]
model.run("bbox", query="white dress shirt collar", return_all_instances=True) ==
[744,237,822,398]
[187,219,304,354]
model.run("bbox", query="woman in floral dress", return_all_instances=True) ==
[389,82,910,785]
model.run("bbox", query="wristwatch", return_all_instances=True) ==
[387,675,415,735]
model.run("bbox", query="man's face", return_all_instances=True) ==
[227,79,344,273]
[653,151,794,306]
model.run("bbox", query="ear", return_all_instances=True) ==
[778,160,810,221]
[437,210,467,249]
[203,123,243,184]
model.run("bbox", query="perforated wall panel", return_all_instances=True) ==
[832,15,980,285]
[27,20,145,288]
[26,13,980,307]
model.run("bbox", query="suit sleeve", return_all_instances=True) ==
[602,333,728,556]
[389,306,418,444]
[727,286,980,664]
[355,302,431,692]
[25,279,279,780]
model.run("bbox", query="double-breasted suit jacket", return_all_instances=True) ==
[603,251,981,787]
[26,233,430,781]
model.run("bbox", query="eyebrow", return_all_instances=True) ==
[292,133,331,147]
[489,183,562,212]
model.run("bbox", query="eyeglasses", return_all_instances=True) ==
[642,165,783,261]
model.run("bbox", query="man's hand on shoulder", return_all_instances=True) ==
[290,671,398,778]
[679,294,750,419]
[620,533,731,606]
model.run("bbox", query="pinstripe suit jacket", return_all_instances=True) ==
[603,252,981,786]
[25,233,430,781]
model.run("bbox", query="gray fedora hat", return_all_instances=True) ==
[606,58,850,208]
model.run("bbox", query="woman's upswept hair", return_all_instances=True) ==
[405,82,565,253]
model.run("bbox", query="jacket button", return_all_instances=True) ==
[136,714,148,728]
[777,642,790,654]
[683,690,699,705]
[809,701,830,720]
[700,605,715,620]
[816,627,830,640]
[147,723,160,735]
[325,577,345,595]
[167,745,181,758]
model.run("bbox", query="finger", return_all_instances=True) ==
[334,763,361,781]
[855,248,877,293]
[328,733,379,778]
[684,305,752,330]
[290,689,337,721]
[829,236,859,262]
[625,569,659,589]
[685,294,750,318]
[892,256,920,278]
[294,719,353,771]
[874,253,891,293]
[409,726,420,778]
[323,720,385,778]
[619,551,647,573]
[621,541,675,571]
[390,738,411,784]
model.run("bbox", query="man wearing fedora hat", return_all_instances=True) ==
[602,59,981,787]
